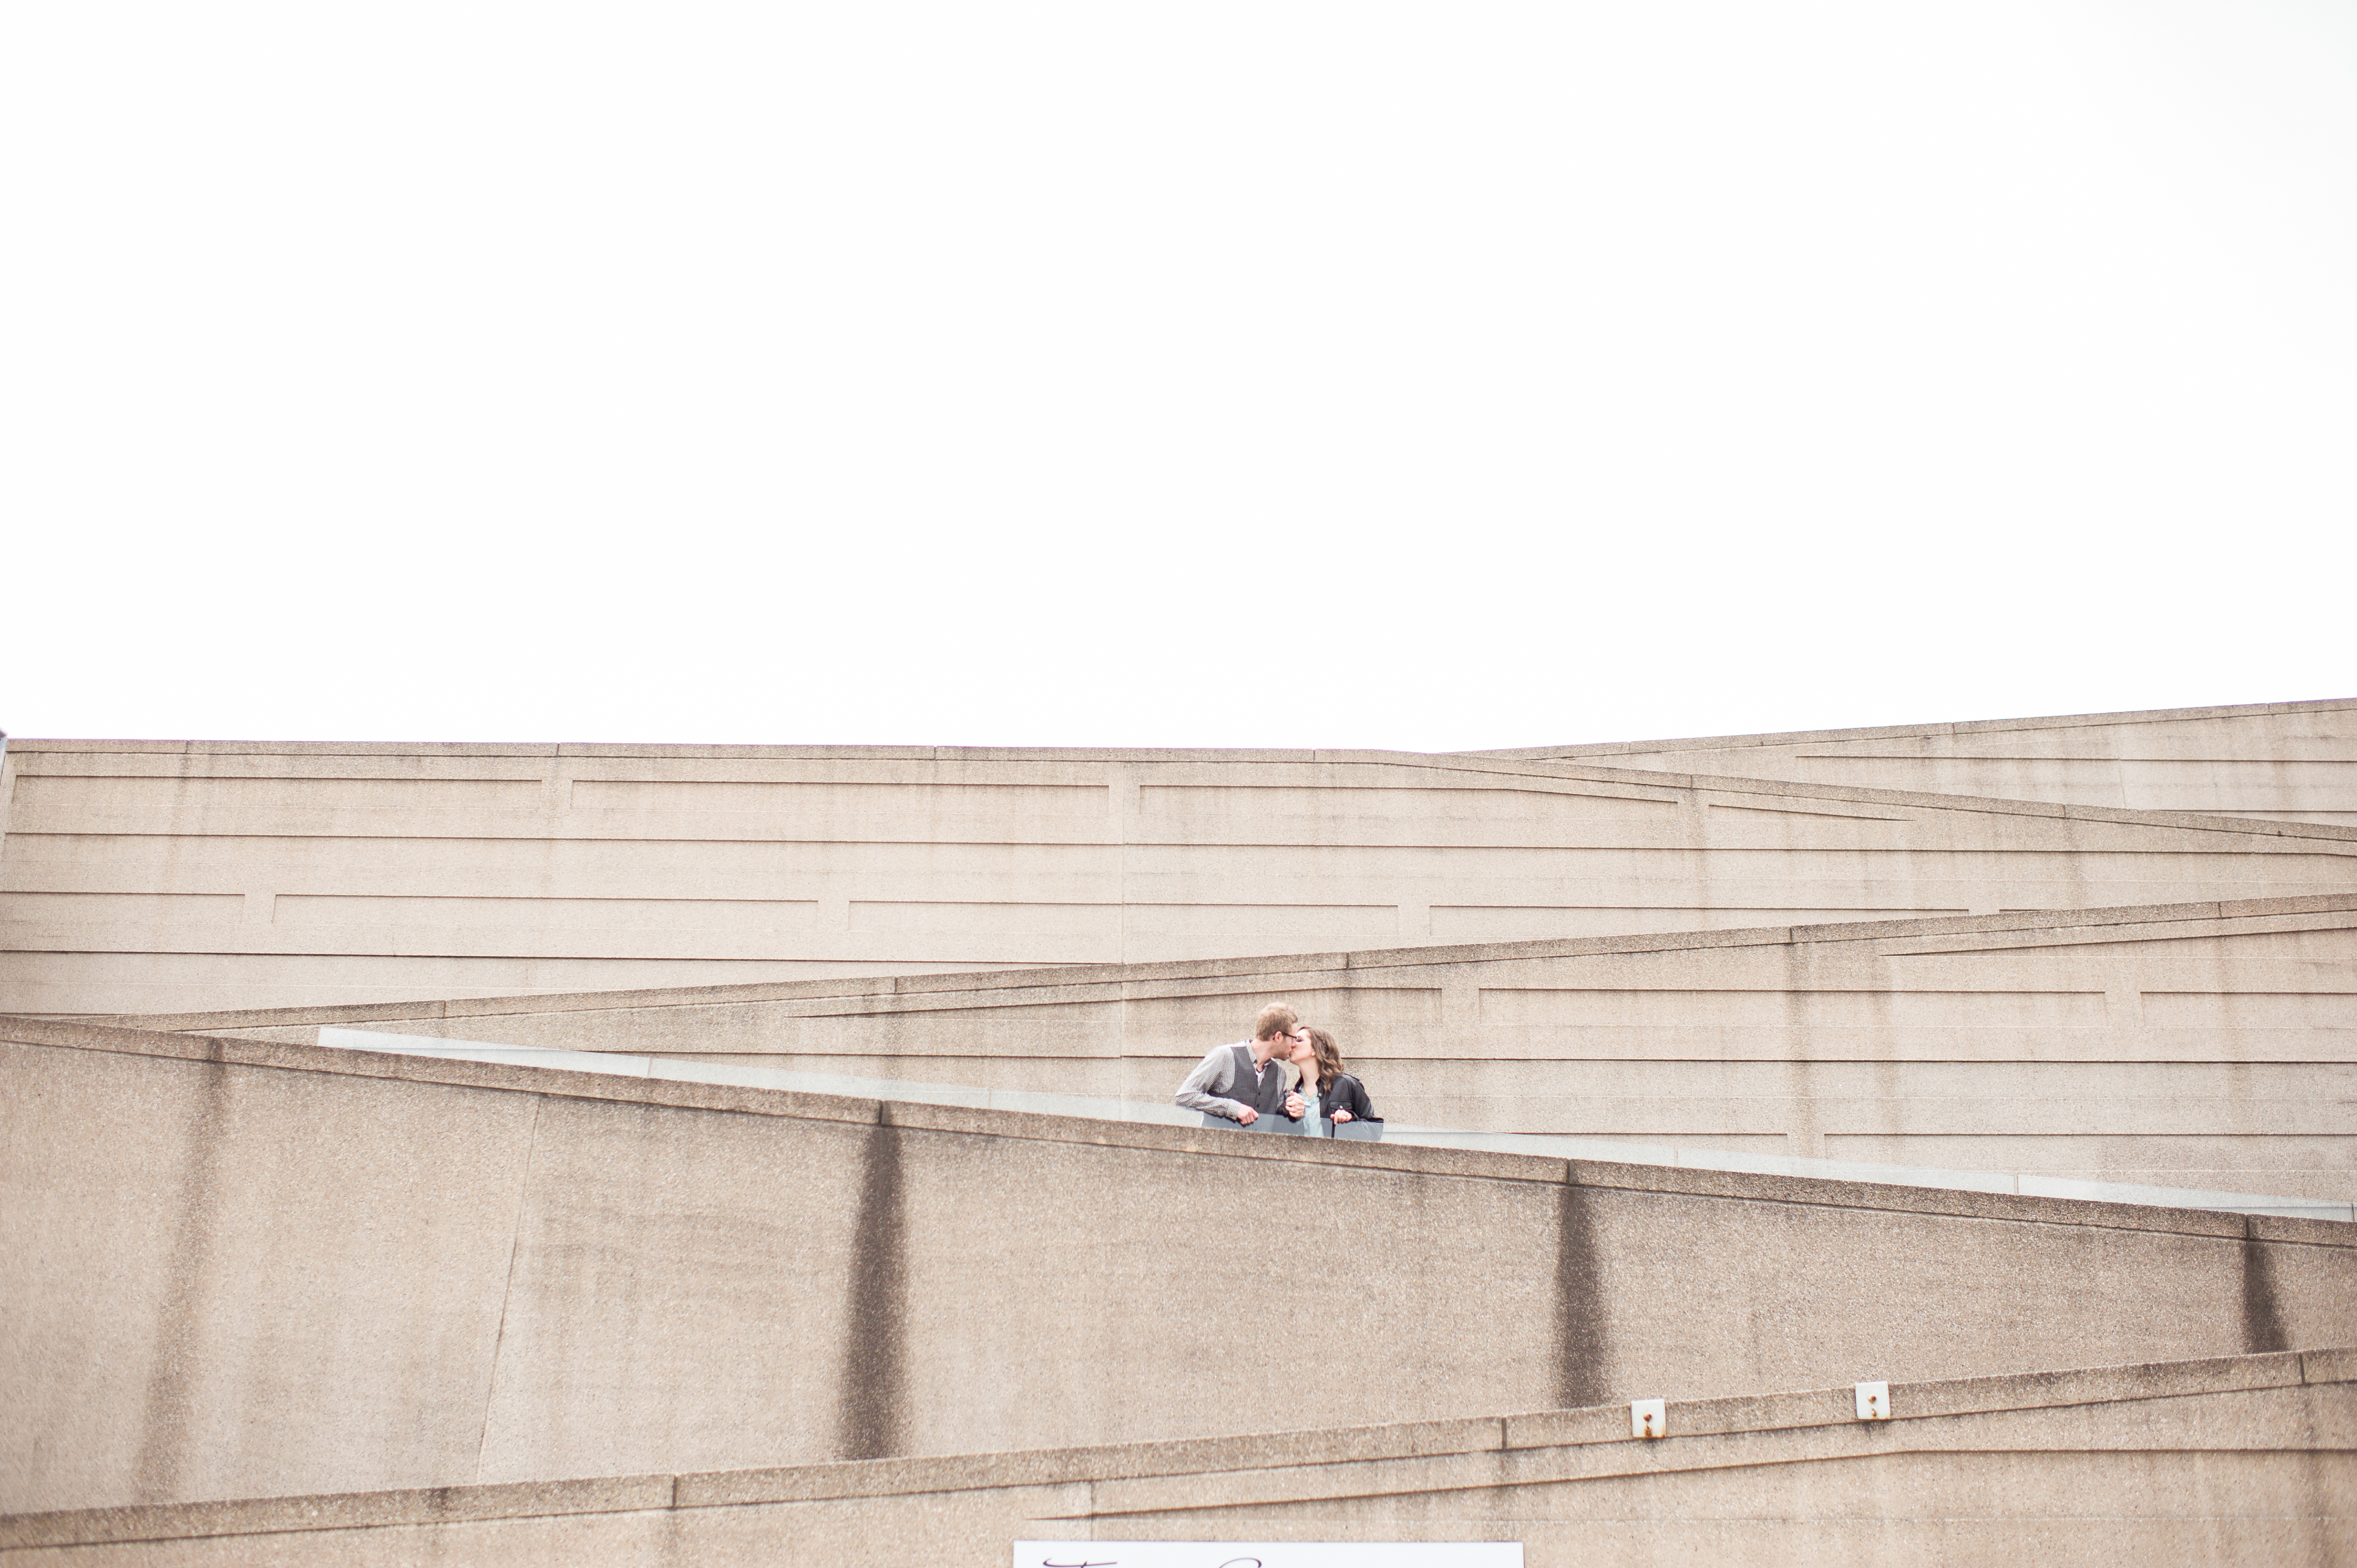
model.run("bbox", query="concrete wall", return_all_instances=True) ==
[1478,697,2357,826]
[6,1350,2350,1566]
[5,1017,2352,1515]
[4,736,2353,1015]
[144,896,2357,1203]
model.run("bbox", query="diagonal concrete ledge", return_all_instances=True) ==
[3,1346,2347,1551]
[79,890,2357,1031]
[17,694,2355,771]
[1454,698,2357,837]
[63,894,2357,1212]
[7,1012,2351,1245]
[1373,749,2357,842]
[1460,695,2357,762]
[295,1024,2357,1221]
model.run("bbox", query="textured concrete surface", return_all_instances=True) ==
[1475,697,2357,826]
[135,896,2357,1202]
[4,1017,2352,1515]
[4,728,2353,1014]
[0,1038,539,1512]
[4,1349,2348,1566]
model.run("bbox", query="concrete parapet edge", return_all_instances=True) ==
[9,726,2355,845]
[1457,695,2357,761]
[6,1014,2351,1246]
[4,1345,2346,1550]
[13,696,2356,764]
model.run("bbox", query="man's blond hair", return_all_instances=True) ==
[1252,1003,1300,1041]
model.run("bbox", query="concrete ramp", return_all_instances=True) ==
[5,1015,2351,1515]
[130,894,2357,1204]
[4,1348,2350,1565]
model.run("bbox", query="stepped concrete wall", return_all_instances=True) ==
[1477,697,2357,826]
[6,1018,2353,1515]
[3,737,2353,1015]
[142,897,2357,1203]
[6,1350,2350,1566]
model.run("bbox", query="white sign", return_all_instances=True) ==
[1013,1545,1521,1567]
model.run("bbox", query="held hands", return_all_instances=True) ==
[1284,1092,1305,1118]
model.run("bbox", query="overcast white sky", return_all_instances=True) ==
[4,2,2351,751]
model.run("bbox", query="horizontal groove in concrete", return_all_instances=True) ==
[6,1345,2347,1549]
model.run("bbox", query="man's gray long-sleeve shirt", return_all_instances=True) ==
[1174,1040,1275,1122]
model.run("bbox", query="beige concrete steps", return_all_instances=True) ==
[6,1347,2350,1565]
[6,731,2354,1014]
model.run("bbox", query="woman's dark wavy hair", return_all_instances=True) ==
[1304,1026,1349,1088]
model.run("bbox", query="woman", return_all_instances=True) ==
[1284,1025,1380,1137]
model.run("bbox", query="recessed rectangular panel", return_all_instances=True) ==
[8,775,545,821]
[1359,1058,2350,1098]
[2219,811,2357,826]
[1479,989,2108,1028]
[572,781,1107,817]
[1823,1133,2357,1170]
[0,951,986,1017]
[1124,904,1403,940]
[1432,906,1963,942]
[850,902,1120,936]
[1118,987,1443,1050]
[730,1001,1127,1059]
[276,896,822,931]
[2140,993,2357,1028]
[1139,785,1676,821]
[0,833,1121,899]
[0,891,246,926]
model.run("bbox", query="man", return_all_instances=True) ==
[1174,1003,1308,1126]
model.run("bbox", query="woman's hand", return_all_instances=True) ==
[1331,1109,1353,1123]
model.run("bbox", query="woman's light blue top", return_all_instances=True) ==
[1301,1082,1325,1136]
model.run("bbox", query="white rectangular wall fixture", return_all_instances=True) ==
[1856,1380,1891,1420]
[1630,1399,1666,1439]
[1015,1546,1524,1566]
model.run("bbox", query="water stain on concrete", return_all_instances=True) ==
[1554,1180,1609,1407]
[2239,1225,2289,1355]
[131,1050,233,1504]
[835,1120,910,1461]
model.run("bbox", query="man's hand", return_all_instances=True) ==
[1284,1092,1305,1118]
[1331,1108,1353,1123]
[1236,1106,1259,1125]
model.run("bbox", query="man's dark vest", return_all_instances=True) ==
[1224,1044,1292,1117]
